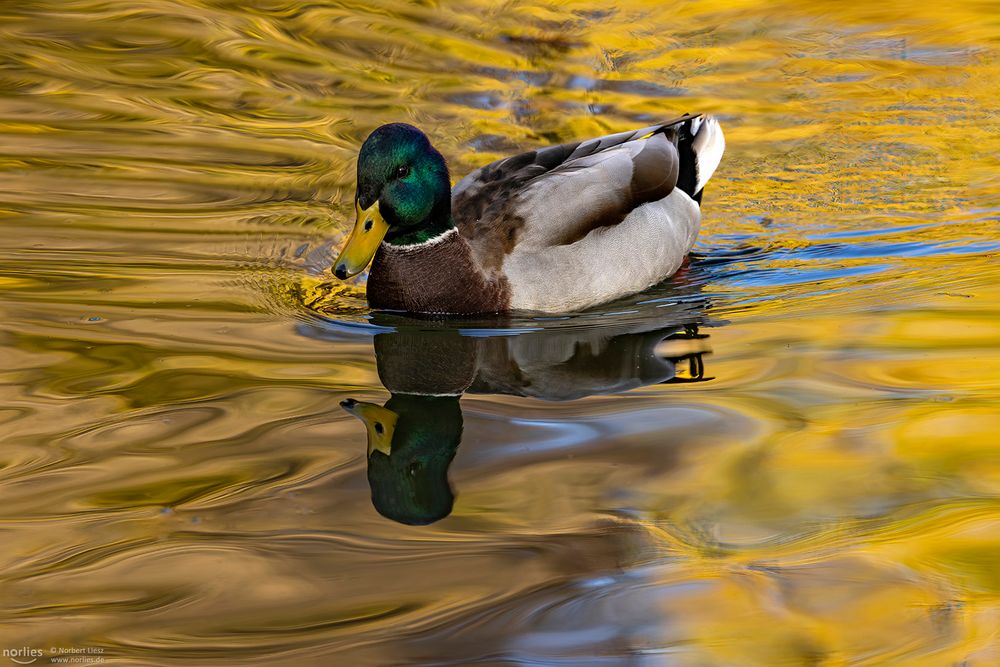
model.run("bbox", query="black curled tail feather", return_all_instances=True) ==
[676,118,701,204]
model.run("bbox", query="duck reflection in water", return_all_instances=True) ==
[339,307,713,525]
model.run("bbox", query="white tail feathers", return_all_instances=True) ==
[691,115,724,193]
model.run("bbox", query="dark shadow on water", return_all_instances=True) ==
[299,288,719,525]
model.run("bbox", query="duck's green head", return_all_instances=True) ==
[341,393,462,525]
[333,123,452,279]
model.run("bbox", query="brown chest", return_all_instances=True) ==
[367,233,510,314]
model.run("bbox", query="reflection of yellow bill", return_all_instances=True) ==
[342,399,398,457]
[333,200,389,279]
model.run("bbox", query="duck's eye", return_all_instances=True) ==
[374,422,384,435]
[395,165,409,179]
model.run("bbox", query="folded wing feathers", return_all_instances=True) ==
[454,113,700,196]
[452,113,717,240]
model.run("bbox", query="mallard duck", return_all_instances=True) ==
[332,113,724,313]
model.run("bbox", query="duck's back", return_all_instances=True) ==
[452,114,724,312]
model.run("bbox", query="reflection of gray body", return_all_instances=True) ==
[469,326,690,400]
[375,323,696,401]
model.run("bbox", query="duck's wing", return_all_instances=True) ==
[451,113,722,268]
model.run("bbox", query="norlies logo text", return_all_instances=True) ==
[3,648,43,665]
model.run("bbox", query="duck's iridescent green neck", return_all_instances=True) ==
[383,211,454,246]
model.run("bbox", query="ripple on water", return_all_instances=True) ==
[1,0,999,664]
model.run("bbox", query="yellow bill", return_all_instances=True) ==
[333,200,389,279]
[341,399,398,457]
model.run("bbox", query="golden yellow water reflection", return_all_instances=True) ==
[0,0,998,664]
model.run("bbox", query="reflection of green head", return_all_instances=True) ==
[343,393,463,525]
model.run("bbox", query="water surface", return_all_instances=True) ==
[1,1,998,665]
